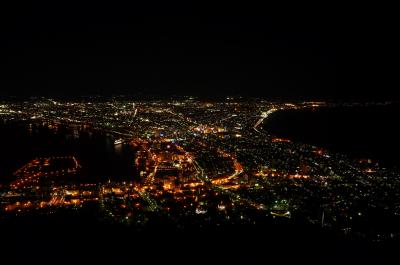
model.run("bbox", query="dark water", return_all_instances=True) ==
[0,121,137,184]
[264,104,400,168]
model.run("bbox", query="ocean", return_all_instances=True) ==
[263,103,400,168]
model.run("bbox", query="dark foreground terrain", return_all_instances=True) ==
[1,215,397,265]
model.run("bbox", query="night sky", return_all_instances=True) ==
[0,2,397,100]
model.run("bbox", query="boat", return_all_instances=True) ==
[114,138,123,145]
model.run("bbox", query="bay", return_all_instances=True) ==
[263,103,400,168]
[0,120,137,184]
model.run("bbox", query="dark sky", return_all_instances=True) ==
[0,2,397,100]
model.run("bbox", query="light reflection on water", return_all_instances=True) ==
[0,121,138,184]
[114,142,122,154]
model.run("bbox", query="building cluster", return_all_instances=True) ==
[0,98,399,241]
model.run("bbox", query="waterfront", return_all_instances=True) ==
[0,120,137,185]
[1,99,399,247]
[264,103,400,168]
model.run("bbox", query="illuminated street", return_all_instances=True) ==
[0,98,399,245]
